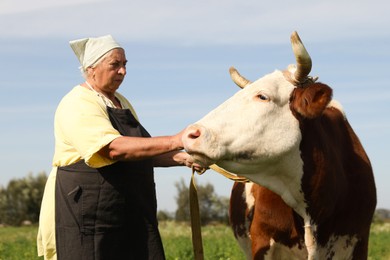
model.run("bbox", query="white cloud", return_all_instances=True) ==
[0,0,106,14]
[0,0,389,45]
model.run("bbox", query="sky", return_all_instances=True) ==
[0,0,389,213]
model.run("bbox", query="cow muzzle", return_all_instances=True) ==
[182,124,218,167]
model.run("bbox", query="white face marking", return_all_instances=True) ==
[183,69,309,214]
[184,70,301,171]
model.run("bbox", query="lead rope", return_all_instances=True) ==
[209,164,249,183]
[189,167,204,260]
[189,164,249,260]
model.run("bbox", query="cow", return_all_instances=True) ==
[182,31,376,259]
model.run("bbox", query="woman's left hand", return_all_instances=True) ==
[174,152,208,173]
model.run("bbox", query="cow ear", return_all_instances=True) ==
[290,83,333,119]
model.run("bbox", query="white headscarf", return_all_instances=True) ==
[69,35,122,70]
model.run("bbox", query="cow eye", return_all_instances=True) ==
[257,93,270,102]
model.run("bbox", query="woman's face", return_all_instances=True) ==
[91,48,127,94]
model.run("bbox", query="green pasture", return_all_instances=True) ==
[0,222,389,260]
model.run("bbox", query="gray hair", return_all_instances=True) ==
[79,50,112,79]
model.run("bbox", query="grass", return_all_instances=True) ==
[368,223,390,260]
[0,222,388,259]
[0,226,40,260]
[160,221,244,259]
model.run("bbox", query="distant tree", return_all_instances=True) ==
[0,172,47,226]
[0,187,7,223]
[373,208,390,224]
[174,179,190,222]
[157,210,174,221]
[174,178,229,225]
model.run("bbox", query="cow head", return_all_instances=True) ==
[182,32,333,210]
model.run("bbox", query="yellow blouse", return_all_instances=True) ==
[37,85,138,259]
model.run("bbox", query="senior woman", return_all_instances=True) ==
[37,35,202,260]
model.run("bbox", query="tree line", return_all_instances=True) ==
[0,173,230,226]
[164,178,230,225]
[2,172,388,227]
[0,172,47,226]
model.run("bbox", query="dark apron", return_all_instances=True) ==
[55,106,165,260]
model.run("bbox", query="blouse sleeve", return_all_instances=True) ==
[54,87,122,168]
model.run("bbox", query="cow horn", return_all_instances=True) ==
[290,31,312,84]
[229,67,251,89]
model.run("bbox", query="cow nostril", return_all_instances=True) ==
[188,129,201,139]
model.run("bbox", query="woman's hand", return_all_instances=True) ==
[172,152,207,173]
